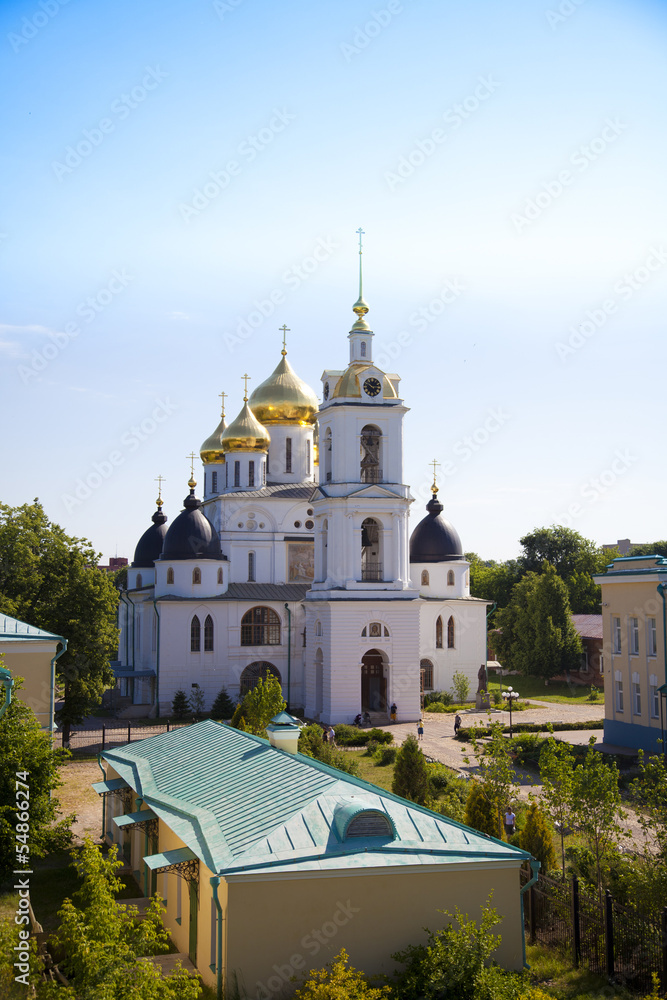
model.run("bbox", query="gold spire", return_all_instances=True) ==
[154,474,165,508]
[218,390,227,418]
[430,459,441,495]
[279,324,290,357]
[248,343,319,426]
[351,226,370,332]
[242,373,250,401]
[187,452,197,490]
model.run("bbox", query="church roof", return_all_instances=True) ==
[410,492,463,564]
[132,503,168,567]
[201,482,315,502]
[161,485,222,561]
[158,583,310,602]
[248,353,318,426]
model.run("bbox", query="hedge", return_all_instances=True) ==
[454,720,604,741]
[333,725,393,746]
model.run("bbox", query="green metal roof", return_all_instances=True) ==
[113,809,157,829]
[0,614,65,642]
[144,847,197,872]
[102,720,529,878]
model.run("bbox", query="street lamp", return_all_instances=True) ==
[502,686,519,738]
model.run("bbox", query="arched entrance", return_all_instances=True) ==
[361,648,387,713]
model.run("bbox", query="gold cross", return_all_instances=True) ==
[187,452,196,478]
[242,373,250,401]
[356,227,365,253]
[154,474,165,507]
[279,324,290,356]
[430,459,441,494]
[218,390,227,417]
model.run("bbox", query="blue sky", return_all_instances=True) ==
[1,0,665,562]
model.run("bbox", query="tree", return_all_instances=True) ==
[293,948,391,1000]
[230,676,285,736]
[464,724,519,839]
[516,803,556,871]
[493,565,582,679]
[631,751,667,862]
[0,676,73,882]
[171,689,190,720]
[189,684,205,719]
[628,541,667,558]
[0,501,118,732]
[392,734,430,805]
[467,554,521,612]
[571,738,626,890]
[451,670,470,704]
[539,736,576,875]
[463,781,500,839]
[298,724,359,775]
[210,687,235,720]
[519,525,609,614]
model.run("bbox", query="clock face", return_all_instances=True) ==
[323,382,329,400]
[363,377,381,398]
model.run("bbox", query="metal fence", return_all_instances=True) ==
[60,721,191,755]
[522,869,667,992]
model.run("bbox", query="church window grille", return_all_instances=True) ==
[190,616,201,652]
[360,425,382,484]
[248,552,255,582]
[420,659,434,691]
[421,570,429,586]
[262,461,266,484]
[212,471,218,493]
[217,567,223,584]
[285,437,292,473]
[136,573,142,589]
[166,568,174,585]
[447,570,455,586]
[346,812,393,839]
[360,341,367,357]
[447,616,455,649]
[204,614,214,652]
[361,517,383,581]
[192,567,201,584]
[435,616,443,648]
[241,606,280,645]
[324,428,332,482]
[234,461,240,487]
[306,439,311,474]
[248,461,255,488]
[240,661,281,695]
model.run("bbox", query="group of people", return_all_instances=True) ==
[321,725,336,746]
[352,712,372,727]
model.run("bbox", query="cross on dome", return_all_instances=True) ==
[218,390,227,417]
[154,474,166,508]
[430,459,441,494]
[279,324,290,356]
[242,373,251,401]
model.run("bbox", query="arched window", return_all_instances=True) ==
[240,661,281,696]
[315,620,322,637]
[190,615,201,652]
[166,568,174,585]
[204,614,214,652]
[361,626,367,637]
[361,517,383,581]
[192,567,201,584]
[136,573,143,589]
[447,616,455,649]
[217,567,223,584]
[248,552,255,582]
[324,428,332,482]
[212,470,218,493]
[360,425,381,483]
[420,659,434,692]
[421,570,429,586]
[241,606,281,645]
[360,341,367,357]
[447,570,455,586]
[435,616,443,648]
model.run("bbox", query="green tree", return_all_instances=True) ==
[392,734,430,805]
[628,541,667,558]
[210,687,235,720]
[298,724,359,775]
[516,803,556,871]
[0,677,73,882]
[230,676,286,736]
[519,525,611,614]
[189,684,205,719]
[451,670,470,704]
[463,781,500,838]
[494,565,582,679]
[293,948,391,1000]
[0,501,119,732]
[539,736,576,875]
[467,554,521,613]
[631,751,667,863]
[171,689,190,720]
[571,738,626,889]
[464,724,519,839]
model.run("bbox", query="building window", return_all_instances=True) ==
[360,425,382,483]
[435,616,443,648]
[240,661,281,695]
[612,616,621,654]
[632,672,641,715]
[212,471,218,493]
[384,625,390,636]
[324,428,332,482]
[361,517,383,581]
[649,618,657,657]
[248,461,255,488]
[629,617,639,655]
[421,570,429,586]
[306,439,311,475]
[192,567,201,585]
[136,573,142,589]
[360,341,367,357]
[248,552,255,582]
[420,658,434,691]
[447,616,455,649]
[315,620,322,637]
[262,461,266,484]
[234,461,240,487]
[204,614,214,652]
[361,626,367,637]
[217,567,223,584]
[241,606,281,645]
[191,615,201,652]
[285,437,292,473]
[447,570,455,586]
[615,670,623,712]
[650,674,659,718]
[166,567,174,585]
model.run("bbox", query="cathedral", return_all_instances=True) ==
[115,249,490,723]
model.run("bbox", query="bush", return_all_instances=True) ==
[464,781,501,839]
[515,803,556,870]
[424,690,453,707]
[510,733,548,766]
[456,720,604,741]
[425,701,447,713]
[333,725,392,747]
[293,948,391,999]
[451,671,470,704]
[210,687,235,720]
[374,745,398,766]
[492,690,503,706]
[298,725,359,776]
[171,689,190,720]
[393,734,430,805]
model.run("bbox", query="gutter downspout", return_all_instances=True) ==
[657,583,667,755]
[284,603,292,712]
[97,754,106,840]
[152,599,161,720]
[50,638,68,736]
[210,876,224,1000]
[519,858,541,968]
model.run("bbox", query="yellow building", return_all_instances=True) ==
[593,555,667,752]
[0,614,67,731]
[94,715,536,998]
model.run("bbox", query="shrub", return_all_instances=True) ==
[210,687,235,720]
[333,725,392,747]
[492,690,502,706]
[171,689,190,720]
[298,724,359,776]
[516,803,556,870]
[293,948,391,999]
[374,745,398,766]
[451,670,470,704]
[424,690,453,707]
[393,734,430,805]
[425,701,447,713]
[464,781,501,839]
[510,733,548,766]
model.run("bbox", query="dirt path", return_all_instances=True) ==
[57,760,105,843]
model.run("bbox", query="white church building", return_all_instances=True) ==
[114,258,490,723]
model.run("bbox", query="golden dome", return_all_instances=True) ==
[332,364,398,400]
[248,354,318,426]
[221,401,271,453]
[200,414,227,465]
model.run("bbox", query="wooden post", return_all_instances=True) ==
[605,890,614,979]
[571,875,581,968]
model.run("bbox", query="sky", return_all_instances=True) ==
[1,0,666,564]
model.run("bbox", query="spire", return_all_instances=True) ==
[154,474,166,509]
[242,372,251,402]
[427,460,443,516]
[187,452,197,492]
[430,459,440,495]
[351,226,371,332]
[279,324,290,357]
[218,390,227,419]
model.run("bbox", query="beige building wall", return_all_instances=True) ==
[1,640,57,728]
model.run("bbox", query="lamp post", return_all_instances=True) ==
[502,686,519,738]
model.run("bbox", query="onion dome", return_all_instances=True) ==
[132,499,168,567]
[161,478,222,561]
[200,396,227,464]
[248,351,318,426]
[221,400,270,453]
[409,490,463,563]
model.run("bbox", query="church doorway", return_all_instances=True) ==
[361,649,387,712]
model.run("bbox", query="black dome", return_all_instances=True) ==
[132,506,168,567]
[409,493,463,563]
[161,489,222,561]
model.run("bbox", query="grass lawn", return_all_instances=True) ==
[347,748,397,793]
[525,943,638,998]
[488,675,604,706]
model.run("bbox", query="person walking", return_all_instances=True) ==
[417,719,424,741]
[327,726,336,747]
[454,713,462,736]
[390,702,397,722]
[504,806,516,837]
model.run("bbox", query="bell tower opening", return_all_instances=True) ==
[323,427,332,482]
[360,425,382,483]
[361,517,383,582]
[361,648,387,712]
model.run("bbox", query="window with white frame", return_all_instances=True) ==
[648,618,657,657]
[615,670,624,712]
[612,616,621,654]
[629,617,639,656]
[650,674,660,718]
[632,671,641,715]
